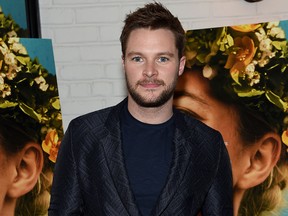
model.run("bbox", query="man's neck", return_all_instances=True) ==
[127,98,174,124]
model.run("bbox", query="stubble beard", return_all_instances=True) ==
[125,75,178,108]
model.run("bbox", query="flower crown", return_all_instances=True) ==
[0,9,63,163]
[185,22,288,146]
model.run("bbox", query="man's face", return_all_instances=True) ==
[123,28,185,108]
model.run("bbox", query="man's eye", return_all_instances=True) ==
[158,57,169,63]
[131,56,143,62]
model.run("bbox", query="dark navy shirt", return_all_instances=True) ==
[121,106,174,216]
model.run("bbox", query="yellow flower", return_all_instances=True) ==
[42,129,61,163]
[224,36,256,84]
[230,24,261,32]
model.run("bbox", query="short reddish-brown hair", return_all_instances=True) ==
[120,2,185,59]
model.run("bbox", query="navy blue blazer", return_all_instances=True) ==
[49,98,233,216]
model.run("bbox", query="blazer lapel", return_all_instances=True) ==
[151,111,195,216]
[101,102,141,216]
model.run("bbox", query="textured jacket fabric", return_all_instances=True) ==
[49,98,233,216]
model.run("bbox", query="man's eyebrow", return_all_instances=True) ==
[126,51,140,55]
[126,51,175,57]
[174,90,208,106]
[157,52,175,57]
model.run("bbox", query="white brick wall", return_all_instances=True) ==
[39,0,288,129]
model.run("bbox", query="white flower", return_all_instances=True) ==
[8,37,20,44]
[258,56,269,67]
[0,41,9,55]
[245,66,260,86]
[6,67,17,80]
[4,52,17,65]
[0,84,11,98]
[11,42,27,55]
[35,76,45,84]
[203,65,217,80]
[39,83,49,91]
[249,74,260,86]
[269,27,285,39]
[0,76,4,85]
[245,62,256,74]
[267,21,280,29]
[255,28,266,41]
[259,38,272,52]
[35,76,49,91]
[7,31,17,38]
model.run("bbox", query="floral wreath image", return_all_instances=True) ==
[185,22,288,147]
[0,8,63,163]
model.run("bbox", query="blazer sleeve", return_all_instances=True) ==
[201,139,234,216]
[48,120,84,215]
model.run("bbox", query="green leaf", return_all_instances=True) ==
[50,97,61,110]
[16,56,30,65]
[265,90,288,111]
[237,89,265,97]
[19,102,42,122]
[231,70,241,85]
[272,41,286,50]
[0,100,18,108]
[196,52,207,64]
[227,34,234,47]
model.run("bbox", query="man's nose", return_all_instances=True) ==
[143,61,158,77]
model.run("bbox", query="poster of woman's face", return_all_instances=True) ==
[0,3,63,215]
[174,21,288,215]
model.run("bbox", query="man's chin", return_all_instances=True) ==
[132,95,171,108]
[128,85,175,108]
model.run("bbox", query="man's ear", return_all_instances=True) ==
[7,143,44,198]
[122,55,125,65]
[178,56,186,76]
[236,132,281,189]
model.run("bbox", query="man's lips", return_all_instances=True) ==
[138,80,164,88]
[141,83,161,88]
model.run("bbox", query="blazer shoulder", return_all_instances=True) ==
[72,106,112,127]
[68,98,127,132]
[65,107,109,137]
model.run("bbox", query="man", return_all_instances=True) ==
[49,2,233,215]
